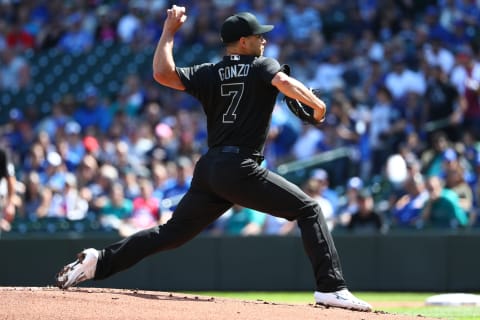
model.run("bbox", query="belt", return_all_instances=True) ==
[209,145,264,164]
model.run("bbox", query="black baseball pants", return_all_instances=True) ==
[94,148,347,292]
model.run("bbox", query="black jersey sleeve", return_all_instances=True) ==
[253,57,282,84]
[176,63,213,99]
[0,149,13,179]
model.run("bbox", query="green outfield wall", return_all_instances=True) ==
[1,232,479,291]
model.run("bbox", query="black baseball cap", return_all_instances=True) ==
[221,12,274,43]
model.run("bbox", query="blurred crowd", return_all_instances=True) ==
[0,0,480,237]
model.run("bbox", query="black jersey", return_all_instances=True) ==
[0,148,14,179]
[176,55,281,153]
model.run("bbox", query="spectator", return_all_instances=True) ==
[3,108,33,159]
[73,85,111,133]
[216,204,266,236]
[44,151,68,193]
[95,6,117,43]
[445,165,474,220]
[403,152,423,177]
[423,36,455,74]
[424,65,461,141]
[129,122,155,166]
[302,177,335,231]
[0,48,30,91]
[457,0,480,28]
[151,161,169,202]
[448,20,471,48]
[39,168,68,220]
[368,86,405,176]
[263,8,289,58]
[324,95,360,149]
[336,176,364,228]
[99,182,133,232]
[182,8,219,47]
[0,21,6,51]
[0,148,17,234]
[83,135,101,157]
[109,140,134,174]
[34,186,57,219]
[309,168,339,215]
[473,153,480,226]
[384,54,426,102]
[438,0,463,35]
[356,28,384,64]
[391,173,429,228]
[88,164,119,213]
[460,130,479,170]
[347,189,383,233]
[35,102,73,140]
[122,169,141,200]
[60,173,89,221]
[439,147,475,184]
[20,171,49,221]
[162,157,193,211]
[309,50,345,92]
[76,154,99,193]
[402,134,424,169]
[402,91,425,137]
[149,122,176,161]
[421,175,469,228]
[262,214,298,236]
[291,123,323,160]
[37,172,87,221]
[57,13,94,54]
[120,178,160,237]
[141,101,164,129]
[36,19,65,50]
[421,131,451,177]
[350,90,374,180]
[55,137,80,172]
[117,4,142,44]
[5,20,35,51]
[423,5,451,45]
[263,104,298,168]
[22,143,48,184]
[284,0,322,45]
[63,121,86,165]
[119,74,146,116]
[450,45,480,139]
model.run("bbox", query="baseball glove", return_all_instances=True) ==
[284,89,324,125]
[280,64,323,126]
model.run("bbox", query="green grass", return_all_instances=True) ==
[188,291,480,320]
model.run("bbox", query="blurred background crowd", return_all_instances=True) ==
[0,0,480,237]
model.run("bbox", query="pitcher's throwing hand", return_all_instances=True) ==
[164,5,187,33]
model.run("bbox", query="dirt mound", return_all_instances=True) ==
[1,287,435,320]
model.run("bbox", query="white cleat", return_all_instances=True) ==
[56,248,99,289]
[314,289,372,312]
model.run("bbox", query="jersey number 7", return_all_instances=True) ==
[221,83,244,123]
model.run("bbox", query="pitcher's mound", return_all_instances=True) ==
[1,287,432,320]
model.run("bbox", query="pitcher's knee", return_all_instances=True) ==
[295,200,322,222]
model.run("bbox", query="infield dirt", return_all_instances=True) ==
[1,287,439,320]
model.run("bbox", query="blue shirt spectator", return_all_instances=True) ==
[73,86,112,133]
[392,174,429,228]
[162,158,193,211]
[58,13,94,54]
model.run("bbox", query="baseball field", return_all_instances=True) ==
[2,287,479,319]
